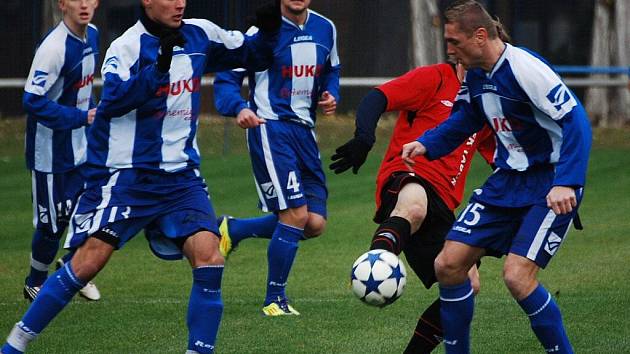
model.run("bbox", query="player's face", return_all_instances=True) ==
[282,0,311,16]
[143,0,186,28]
[445,22,484,70]
[59,0,98,26]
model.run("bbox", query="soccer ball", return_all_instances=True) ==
[350,249,407,307]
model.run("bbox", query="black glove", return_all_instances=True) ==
[255,0,281,33]
[329,138,372,174]
[157,28,187,73]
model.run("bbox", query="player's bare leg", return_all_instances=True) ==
[181,231,225,354]
[503,253,540,300]
[504,253,573,353]
[304,212,326,238]
[3,237,113,353]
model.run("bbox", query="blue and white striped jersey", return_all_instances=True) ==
[214,10,340,128]
[419,43,591,196]
[88,18,275,173]
[24,21,99,173]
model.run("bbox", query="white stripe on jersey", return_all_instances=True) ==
[309,9,339,67]
[24,26,66,96]
[71,48,93,165]
[526,209,556,260]
[531,106,563,163]
[160,53,194,172]
[290,42,317,126]
[260,124,287,210]
[34,123,54,172]
[481,93,529,170]
[106,111,136,169]
[184,19,245,50]
[506,44,577,120]
[254,70,279,120]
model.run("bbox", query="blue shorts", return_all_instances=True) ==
[447,188,584,268]
[31,168,86,235]
[65,168,218,260]
[246,119,328,217]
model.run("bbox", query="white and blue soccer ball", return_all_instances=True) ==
[350,249,407,307]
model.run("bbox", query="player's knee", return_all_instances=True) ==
[304,217,326,238]
[434,253,457,282]
[191,246,225,267]
[396,203,426,226]
[502,265,535,299]
[279,207,309,228]
[435,253,470,284]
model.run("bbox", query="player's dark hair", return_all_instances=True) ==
[444,0,499,39]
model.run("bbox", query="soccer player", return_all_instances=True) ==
[213,0,340,316]
[330,59,495,352]
[402,1,592,353]
[1,0,280,353]
[21,0,101,302]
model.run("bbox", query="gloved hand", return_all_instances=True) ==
[255,0,281,33]
[329,137,372,174]
[157,28,187,73]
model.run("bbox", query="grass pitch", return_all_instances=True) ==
[0,118,629,353]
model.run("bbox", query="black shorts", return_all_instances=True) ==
[374,172,454,289]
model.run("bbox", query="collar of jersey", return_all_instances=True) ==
[59,20,88,43]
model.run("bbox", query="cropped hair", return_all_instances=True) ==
[444,0,500,39]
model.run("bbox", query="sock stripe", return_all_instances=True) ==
[413,330,440,346]
[526,292,551,317]
[371,237,395,250]
[420,317,442,332]
[440,288,474,302]
[194,265,225,270]
[62,264,86,289]
[30,254,50,272]
[278,222,304,232]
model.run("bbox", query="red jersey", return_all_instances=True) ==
[375,63,495,211]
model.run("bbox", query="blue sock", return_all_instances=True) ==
[439,279,474,354]
[226,214,278,245]
[28,229,61,286]
[187,266,224,354]
[60,251,74,264]
[264,222,302,304]
[3,263,85,353]
[518,284,573,354]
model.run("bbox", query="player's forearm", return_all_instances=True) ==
[321,65,341,103]
[23,93,87,130]
[418,110,485,160]
[354,88,387,147]
[98,66,169,118]
[214,71,248,117]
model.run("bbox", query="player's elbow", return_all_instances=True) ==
[23,92,43,114]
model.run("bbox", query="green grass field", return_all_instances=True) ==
[0,117,629,353]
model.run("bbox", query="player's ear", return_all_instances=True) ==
[473,27,487,45]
